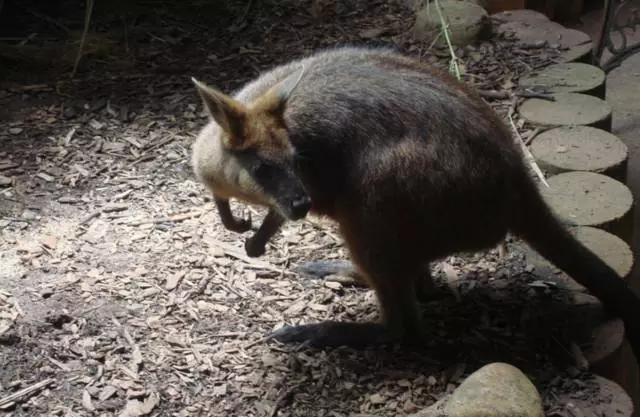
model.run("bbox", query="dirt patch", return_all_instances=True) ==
[0,1,618,416]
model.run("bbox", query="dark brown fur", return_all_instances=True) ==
[191,46,640,364]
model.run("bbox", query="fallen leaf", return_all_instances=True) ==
[36,172,55,182]
[118,392,160,417]
[359,28,389,39]
[369,393,386,405]
[213,384,228,397]
[41,235,57,250]
[165,271,185,290]
[82,389,95,411]
[99,385,118,401]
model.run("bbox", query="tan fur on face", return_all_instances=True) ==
[191,122,275,207]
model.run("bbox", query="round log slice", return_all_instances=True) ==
[558,42,594,64]
[497,20,591,49]
[491,9,550,23]
[584,318,625,366]
[519,63,606,99]
[552,374,633,417]
[413,1,491,47]
[529,126,628,182]
[521,226,634,293]
[541,172,634,244]
[519,93,612,132]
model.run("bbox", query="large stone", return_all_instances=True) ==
[413,362,544,417]
[413,1,491,47]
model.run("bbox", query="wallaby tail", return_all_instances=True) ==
[511,179,640,365]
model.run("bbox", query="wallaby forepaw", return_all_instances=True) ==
[244,237,266,257]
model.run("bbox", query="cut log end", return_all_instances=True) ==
[522,226,634,294]
[553,374,633,417]
[413,1,491,47]
[583,319,626,366]
[491,9,550,24]
[519,62,606,99]
[519,93,613,132]
[541,172,634,238]
[558,42,594,64]
[529,126,628,182]
[497,21,590,49]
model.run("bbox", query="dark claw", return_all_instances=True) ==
[227,216,252,233]
[244,236,266,257]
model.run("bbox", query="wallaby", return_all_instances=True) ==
[190,46,640,364]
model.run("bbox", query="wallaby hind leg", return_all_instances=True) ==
[214,197,252,233]
[294,259,445,302]
[245,208,286,257]
[272,237,427,348]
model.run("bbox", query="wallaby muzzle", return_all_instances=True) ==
[272,180,311,221]
[285,193,311,220]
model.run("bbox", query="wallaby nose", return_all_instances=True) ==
[290,195,311,219]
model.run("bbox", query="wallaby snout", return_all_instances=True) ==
[288,194,312,220]
[271,179,311,221]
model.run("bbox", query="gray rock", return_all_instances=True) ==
[412,362,544,417]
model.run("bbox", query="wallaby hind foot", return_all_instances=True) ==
[273,226,432,349]
[295,259,449,302]
[271,321,427,348]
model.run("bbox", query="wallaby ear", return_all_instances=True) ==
[274,65,306,103]
[191,77,247,148]
[254,65,306,115]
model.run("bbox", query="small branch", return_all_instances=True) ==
[432,0,462,80]
[507,110,549,187]
[71,0,95,78]
[124,209,210,226]
[269,383,302,417]
[0,378,56,408]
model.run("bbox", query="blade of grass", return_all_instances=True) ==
[71,0,95,79]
